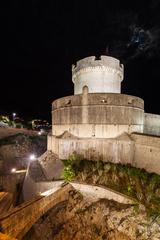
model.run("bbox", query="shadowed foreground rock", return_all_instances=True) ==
[23,189,160,240]
[0,192,13,214]
[0,232,16,240]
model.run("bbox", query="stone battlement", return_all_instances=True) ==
[72,56,124,94]
[72,55,123,78]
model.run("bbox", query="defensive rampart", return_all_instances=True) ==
[52,93,144,138]
[144,113,160,136]
[48,132,160,175]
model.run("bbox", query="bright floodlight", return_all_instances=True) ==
[38,131,41,135]
[13,113,16,117]
[11,168,16,173]
[29,154,36,160]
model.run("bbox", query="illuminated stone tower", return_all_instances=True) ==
[45,55,160,175]
[48,55,144,155]
[72,56,124,94]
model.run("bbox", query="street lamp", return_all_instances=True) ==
[29,154,36,160]
[12,112,16,118]
[10,154,36,175]
[11,168,16,173]
[25,154,36,177]
[11,154,36,175]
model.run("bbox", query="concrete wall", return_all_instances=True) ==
[72,56,123,94]
[144,113,160,136]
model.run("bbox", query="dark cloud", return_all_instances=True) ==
[105,7,160,62]
[126,25,160,60]
[150,0,160,9]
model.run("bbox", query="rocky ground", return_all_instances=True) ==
[0,127,47,209]
[63,158,160,217]
[0,128,160,240]
[23,189,160,240]
[0,126,38,140]
[0,129,47,174]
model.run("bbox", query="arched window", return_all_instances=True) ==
[82,85,89,95]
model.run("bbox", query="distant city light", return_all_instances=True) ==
[29,154,36,160]
[13,113,16,117]
[11,168,16,173]
[38,131,42,135]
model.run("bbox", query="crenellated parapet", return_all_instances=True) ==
[72,56,123,76]
[72,56,124,95]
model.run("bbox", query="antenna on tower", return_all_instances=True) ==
[105,46,110,55]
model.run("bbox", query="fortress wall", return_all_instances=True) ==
[52,124,143,138]
[49,136,134,165]
[144,113,160,136]
[52,93,144,138]
[131,133,160,175]
[52,93,144,110]
[48,133,160,175]
[134,144,160,174]
[52,106,144,125]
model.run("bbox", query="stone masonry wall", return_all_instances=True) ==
[72,56,124,94]
[48,135,135,164]
[52,93,144,138]
[48,133,160,175]
[144,113,160,136]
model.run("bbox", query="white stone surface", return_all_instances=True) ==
[144,113,160,136]
[51,124,143,138]
[72,56,123,94]
[23,177,134,204]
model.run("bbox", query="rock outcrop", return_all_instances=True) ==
[0,133,46,174]
[23,190,160,240]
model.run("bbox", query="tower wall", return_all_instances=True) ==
[72,56,123,94]
[52,93,144,138]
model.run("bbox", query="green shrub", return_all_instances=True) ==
[63,165,75,182]
[62,158,160,216]
[62,152,81,182]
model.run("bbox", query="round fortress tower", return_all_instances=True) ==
[48,55,144,159]
[72,56,124,95]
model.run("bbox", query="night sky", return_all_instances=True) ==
[1,0,160,121]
